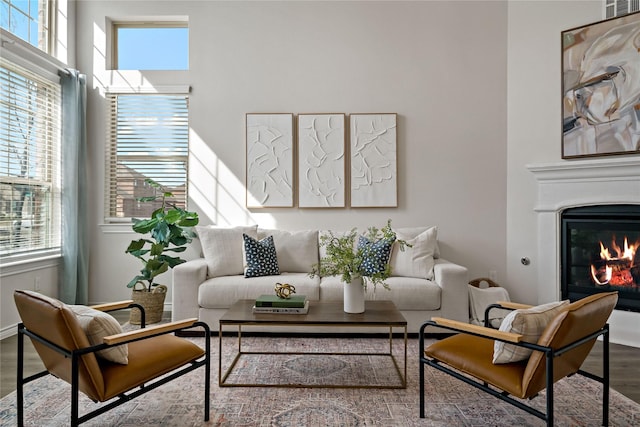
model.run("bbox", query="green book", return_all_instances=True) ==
[255,294,307,308]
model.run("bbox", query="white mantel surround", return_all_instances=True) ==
[528,157,640,347]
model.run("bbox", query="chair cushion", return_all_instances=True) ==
[493,300,569,364]
[100,334,205,401]
[243,234,280,278]
[197,225,258,277]
[425,333,529,398]
[69,305,129,365]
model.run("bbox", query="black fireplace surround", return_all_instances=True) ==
[561,204,640,312]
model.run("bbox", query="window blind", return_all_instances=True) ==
[0,58,61,256]
[606,0,640,17]
[105,93,189,220]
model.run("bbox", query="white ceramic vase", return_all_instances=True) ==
[343,276,365,313]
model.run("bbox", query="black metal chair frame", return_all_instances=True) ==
[419,305,610,426]
[17,304,211,427]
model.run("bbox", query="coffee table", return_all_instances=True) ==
[218,299,407,388]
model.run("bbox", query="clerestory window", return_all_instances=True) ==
[112,22,189,70]
[1,0,51,53]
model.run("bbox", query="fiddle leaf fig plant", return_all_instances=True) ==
[125,179,199,292]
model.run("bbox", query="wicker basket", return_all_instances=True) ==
[129,284,167,324]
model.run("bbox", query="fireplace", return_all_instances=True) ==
[561,205,640,312]
[529,158,640,345]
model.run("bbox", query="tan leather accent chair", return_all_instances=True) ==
[14,290,211,426]
[419,291,618,426]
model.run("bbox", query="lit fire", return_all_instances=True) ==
[590,236,639,286]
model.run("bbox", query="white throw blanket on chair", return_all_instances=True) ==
[468,285,511,328]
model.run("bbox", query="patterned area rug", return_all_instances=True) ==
[0,336,638,426]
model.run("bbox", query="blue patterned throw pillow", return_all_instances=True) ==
[357,235,395,276]
[243,234,280,278]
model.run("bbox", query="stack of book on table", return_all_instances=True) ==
[252,294,309,314]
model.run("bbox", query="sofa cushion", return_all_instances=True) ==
[357,235,395,275]
[197,225,258,277]
[198,273,321,308]
[394,226,440,259]
[258,229,318,273]
[243,234,280,278]
[319,276,441,311]
[390,226,437,280]
[69,305,128,364]
[492,300,570,364]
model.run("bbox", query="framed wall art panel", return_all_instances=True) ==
[349,113,397,207]
[245,113,294,208]
[297,113,346,208]
[562,12,640,158]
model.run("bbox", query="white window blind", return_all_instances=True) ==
[105,93,189,220]
[0,58,61,257]
[606,0,640,17]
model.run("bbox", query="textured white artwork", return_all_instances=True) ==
[246,113,294,208]
[298,114,346,208]
[350,113,397,207]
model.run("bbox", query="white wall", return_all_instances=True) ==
[507,0,640,347]
[75,1,508,304]
[4,1,636,347]
[506,1,601,304]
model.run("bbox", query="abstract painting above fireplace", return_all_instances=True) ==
[561,204,640,312]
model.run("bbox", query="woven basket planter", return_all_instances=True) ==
[130,284,167,324]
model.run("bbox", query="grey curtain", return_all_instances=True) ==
[59,69,89,304]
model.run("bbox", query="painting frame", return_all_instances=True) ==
[349,113,398,208]
[245,113,294,208]
[561,11,640,159]
[297,113,346,208]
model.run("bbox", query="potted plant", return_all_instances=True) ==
[310,220,410,313]
[125,179,199,323]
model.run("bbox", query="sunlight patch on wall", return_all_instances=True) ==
[55,0,69,64]
[92,21,106,92]
[189,129,268,227]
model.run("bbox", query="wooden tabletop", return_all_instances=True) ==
[220,299,407,327]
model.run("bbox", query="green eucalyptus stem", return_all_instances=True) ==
[310,219,411,291]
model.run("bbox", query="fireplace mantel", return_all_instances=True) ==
[528,157,640,346]
[528,157,640,212]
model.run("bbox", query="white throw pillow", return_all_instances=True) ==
[258,229,319,273]
[394,226,441,259]
[197,225,258,277]
[69,305,128,364]
[492,300,570,364]
[389,226,437,279]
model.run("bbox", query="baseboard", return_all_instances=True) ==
[1,323,18,340]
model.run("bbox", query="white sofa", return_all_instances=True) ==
[172,225,468,333]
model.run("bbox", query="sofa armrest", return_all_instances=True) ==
[172,258,208,321]
[433,258,469,323]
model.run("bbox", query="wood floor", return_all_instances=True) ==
[1,329,639,404]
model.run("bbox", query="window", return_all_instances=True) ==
[606,0,640,17]
[0,58,61,257]
[0,0,50,52]
[113,22,189,70]
[105,93,189,220]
